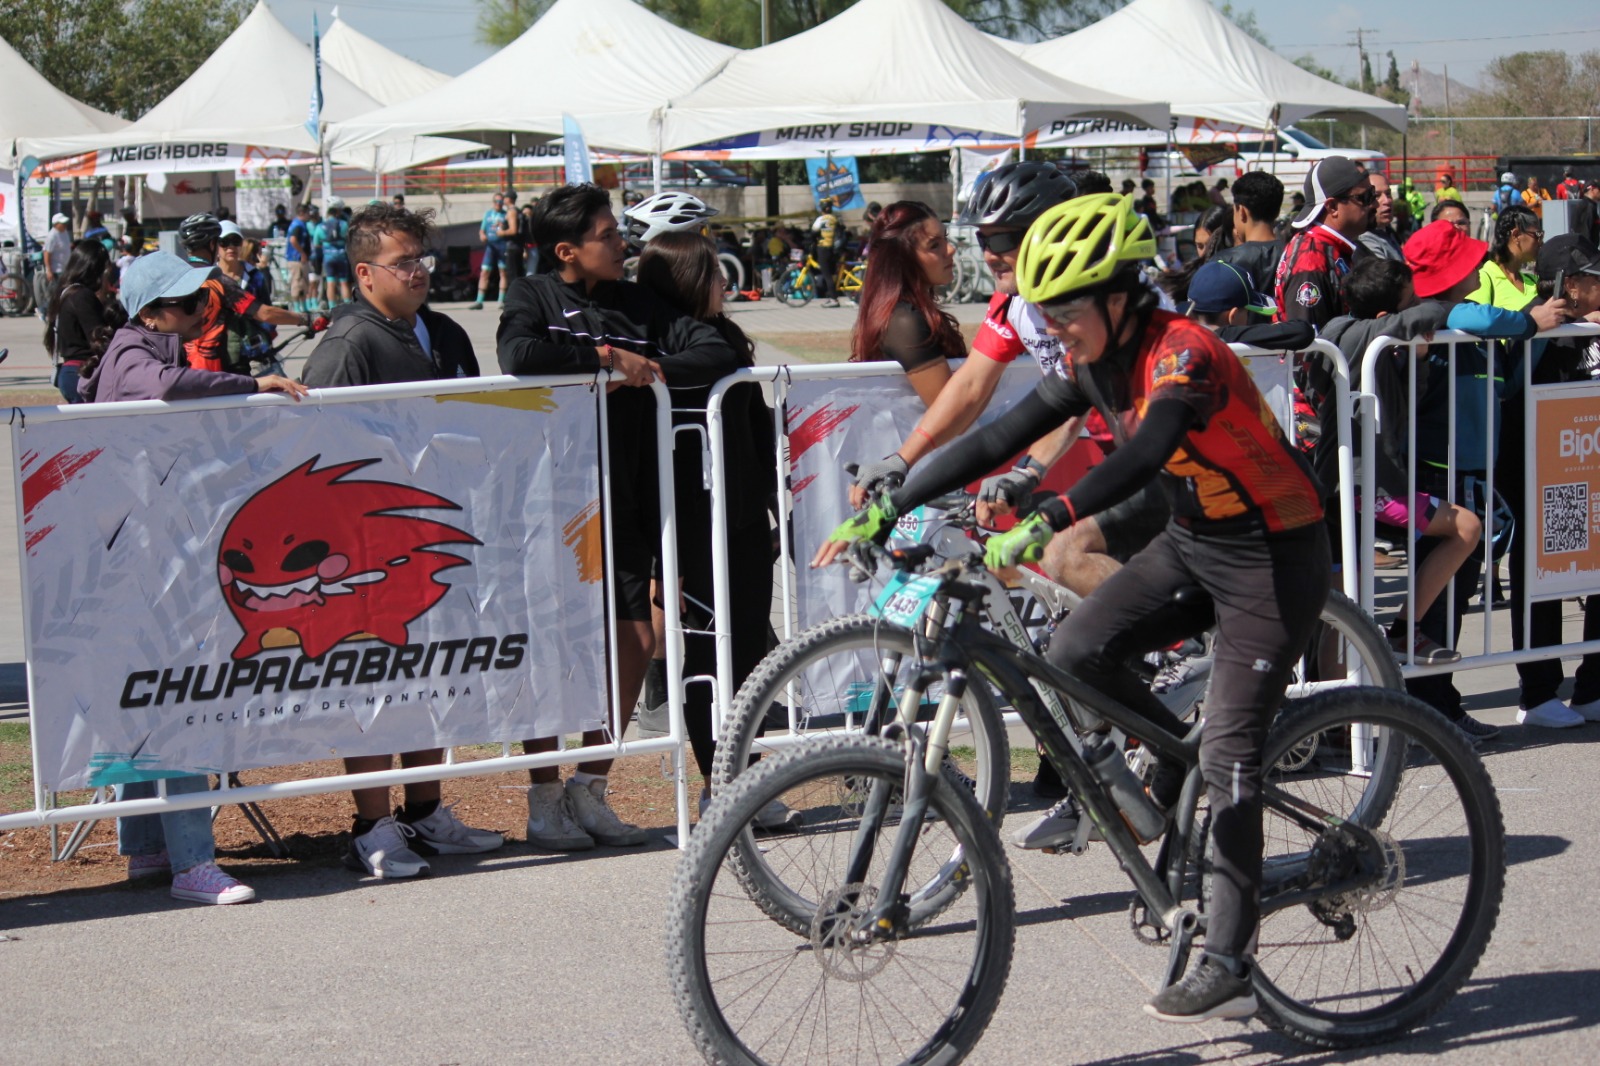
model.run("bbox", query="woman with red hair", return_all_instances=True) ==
[849,200,961,405]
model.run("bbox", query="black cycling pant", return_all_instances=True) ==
[816,245,837,300]
[1047,520,1330,959]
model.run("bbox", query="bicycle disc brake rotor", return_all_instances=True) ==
[811,883,895,981]
[1347,827,1405,914]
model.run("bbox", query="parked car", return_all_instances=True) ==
[1143,126,1386,189]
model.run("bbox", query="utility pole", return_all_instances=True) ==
[1349,28,1379,150]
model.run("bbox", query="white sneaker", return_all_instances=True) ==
[564,778,647,847]
[1516,697,1585,729]
[1570,697,1600,722]
[1010,795,1099,851]
[345,815,431,878]
[526,782,594,851]
[169,861,255,905]
[404,802,504,855]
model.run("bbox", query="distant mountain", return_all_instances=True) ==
[1405,62,1481,113]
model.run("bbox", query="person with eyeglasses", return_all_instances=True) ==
[299,204,503,880]
[1430,198,1471,234]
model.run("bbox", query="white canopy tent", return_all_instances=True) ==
[659,0,1168,153]
[0,32,126,166]
[19,1,464,175]
[1022,0,1407,133]
[321,12,452,107]
[329,0,738,163]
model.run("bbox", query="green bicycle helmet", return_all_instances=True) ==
[1016,192,1156,305]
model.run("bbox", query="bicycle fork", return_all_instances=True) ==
[838,665,969,940]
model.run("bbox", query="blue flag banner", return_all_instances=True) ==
[562,114,593,185]
[806,155,865,209]
[305,14,324,143]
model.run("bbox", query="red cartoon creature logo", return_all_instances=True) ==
[217,457,479,660]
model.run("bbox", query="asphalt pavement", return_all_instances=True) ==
[1,299,1598,1063]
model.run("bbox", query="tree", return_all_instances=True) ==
[1217,3,1267,46]
[0,0,251,119]
[475,0,1125,49]
[1454,49,1600,156]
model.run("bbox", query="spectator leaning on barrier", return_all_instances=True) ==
[1495,233,1600,729]
[1468,206,1541,312]
[75,252,306,904]
[300,204,502,878]
[1398,220,1570,738]
[1316,258,1484,671]
[633,232,792,825]
[497,182,741,851]
[1182,260,1307,349]
[1275,157,1371,333]
[1358,173,1404,262]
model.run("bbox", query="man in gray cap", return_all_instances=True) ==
[1273,156,1373,333]
[44,212,74,285]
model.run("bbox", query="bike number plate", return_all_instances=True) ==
[789,248,803,262]
[870,572,943,628]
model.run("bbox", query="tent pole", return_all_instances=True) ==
[373,148,381,197]
[506,132,516,192]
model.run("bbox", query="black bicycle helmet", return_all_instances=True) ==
[178,212,222,249]
[960,161,1078,229]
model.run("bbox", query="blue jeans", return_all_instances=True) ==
[116,775,217,874]
[54,363,83,404]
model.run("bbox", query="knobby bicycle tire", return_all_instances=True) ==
[1246,688,1504,1048]
[668,734,1015,1066]
[711,613,1010,823]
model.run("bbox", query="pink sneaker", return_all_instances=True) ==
[127,850,171,880]
[169,861,256,905]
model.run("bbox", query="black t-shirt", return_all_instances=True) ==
[53,285,106,364]
[881,301,948,373]
[1214,239,1286,297]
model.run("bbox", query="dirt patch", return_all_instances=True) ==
[753,321,982,367]
[0,726,699,900]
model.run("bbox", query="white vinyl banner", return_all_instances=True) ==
[18,381,608,791]
[37,143,318,180]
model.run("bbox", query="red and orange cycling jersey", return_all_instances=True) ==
[1054,311,1323,534]
[184,273,258,373]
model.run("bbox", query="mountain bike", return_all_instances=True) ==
[709,494,1403,846]
[775,248,824,306]
[834,256,865,303]
[669,541,1506,1065]
[0,249,42,317]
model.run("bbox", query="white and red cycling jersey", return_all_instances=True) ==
[972,292,1114,453]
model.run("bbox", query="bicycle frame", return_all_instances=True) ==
[850,563,1386,987]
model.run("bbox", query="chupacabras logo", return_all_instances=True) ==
[216,456,479,660]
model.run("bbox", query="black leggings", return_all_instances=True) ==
[673,466,774,779]
[1047,521,1331,960]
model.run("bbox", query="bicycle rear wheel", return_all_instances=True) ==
[1246,688,1504,1047]
[668,735,1015,1066]
[779,267,814,306]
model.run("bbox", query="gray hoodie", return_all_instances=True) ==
[77,323,259,404]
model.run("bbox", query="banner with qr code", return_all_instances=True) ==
[1531,386,1600,598]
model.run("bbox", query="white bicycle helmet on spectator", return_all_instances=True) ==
[623,191,718,248]
[1500,172,1516,185]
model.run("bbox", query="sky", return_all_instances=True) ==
[271,0,1600,89]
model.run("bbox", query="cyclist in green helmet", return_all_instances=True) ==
[815,192,1331,1024]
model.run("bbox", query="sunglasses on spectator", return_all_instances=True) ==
[220,236,244,247]
[366,255,436,280]
[1339,189,1377,206]
[976,229,1025,255]
[150,292,204,314]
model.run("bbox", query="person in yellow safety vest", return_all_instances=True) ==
[1521,175,1550,219]
[1434,167,1463,204]
[1401,178,1428,238]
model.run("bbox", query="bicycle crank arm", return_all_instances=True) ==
[1159,907,1203,990]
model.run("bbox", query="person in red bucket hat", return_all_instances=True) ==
[1403,218,1489,299]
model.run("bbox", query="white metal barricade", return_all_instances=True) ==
[703,342,1360,738]
[1356,323,1600,678]
[0,375,695,846]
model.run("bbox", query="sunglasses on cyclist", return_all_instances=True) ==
[366,255,436,280]
[975,229,1026,255]
[150,291,205,314]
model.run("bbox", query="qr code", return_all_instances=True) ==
[1543,482,1589,554]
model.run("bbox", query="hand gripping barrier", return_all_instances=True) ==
[0,374,696,847]
[1356,323,1600,677]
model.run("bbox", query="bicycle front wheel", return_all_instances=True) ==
[780,267,814,306]
[1247,688,1505,1047]
[711,614,1011,825]
[668,735,1015,1066]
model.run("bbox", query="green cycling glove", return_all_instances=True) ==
[984,512,1053,569]
[826,496,899,548]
